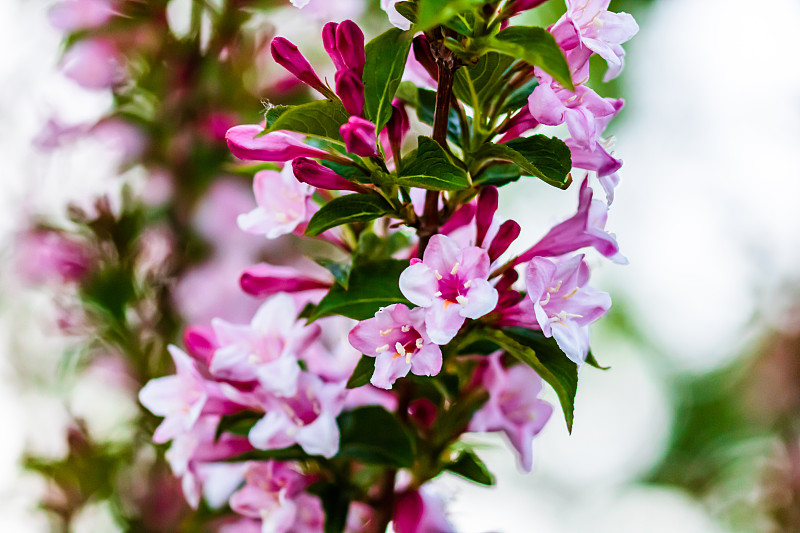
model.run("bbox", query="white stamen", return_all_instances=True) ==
[463,280,471,288]
[401,325,411,333]
[376,344,390,353]
[455,295,469,306]
[248,354,260,365]
[548,280,562,293]
[395,342,406,358]
[380,328,393,336]
[415,338,424,349]
[451,262,460,275]
[433,291,442,297]
[435,270,443,280]
[540,292,551,306]
[550,310,583,323]
[274,213,288,223]
[406,352,412,364]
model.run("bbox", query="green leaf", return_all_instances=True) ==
[317,484,350,533]
[337,406,415,467]
[355,229,415,263]
[399,137,470,190]
[453,52,515,110]
[346,355,375,389]
[265,105,290,127]
[308,259,412,321]
[394,2,417,24]
[221,446,309,463]
[414,88,464,146]
[304,194,393,237]
[478,328,579,433]
[586,351,610,370]
[474,163,521,187]
[500,78,539,114]
[415,0,482,31]
[445,449,495,486]
[315,258,352,289]
[487,26,573,90]
[363,28,412,130]
[215,411,262,441]
[473,136,572,189]
[264,100,350,142]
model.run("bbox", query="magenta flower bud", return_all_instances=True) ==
[488,219,521,262]
[183,325,218,368]
[335,69,365,117]
[495,268,519,293]
[292,157,364,192]
[340,116,378,158]
[336,20,365,78]
[322,22,346,71]
[507,0,550,16]
[476,186,499,247]
[270,37,328,95]
[240,263,330,298]
[386,100,410,152]
[498,107,540,143]
[226,124,332,162]
[412,35,439,83]
[440,203,476,235]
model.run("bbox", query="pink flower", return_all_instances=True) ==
[239,262,331,299]
[399,234,499,344]
[229,461,324,533]
[381,0,412,30]
[525,254,611,363]
[16,230,92,284]
[48,0,114,32]
[517,179,626,264]
[237,165,312,239]
[226,125,333,163]
[289,0,365,22]
[292,157,365,192]
[271,37,329,96]
[468,353,553,471]
[139,346,243,443]
[61,39,122,90]
[348,304,443,389]
[341,116,378,158]
[335,69,366,116]
[249,373,346,458]
[567,138,622,204]
[210,294,318,396]
[528,73,621,150]
[393,487,454,533]
[551,0,639,82]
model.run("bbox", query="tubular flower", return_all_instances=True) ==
[525,254,611,363]
[399,234,498,344]
[348,304,442,390]
[341,116,378,157]
[225,125,332,163]
[237,165,312,239]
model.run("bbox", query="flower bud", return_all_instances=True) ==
[270,37,328,96]
[488,219,521,262]
[240,263,330,298]
[476,186,498,247]
[386,99,410,154]
[506,0,550,16]
[412,35,439,83]
[336,19,365,78]
[322,22,346,71]
[292,158,364,192]
[335,69,365,117]
[340,116,378,158]
[226,125,331,162]
[183,325,218,368]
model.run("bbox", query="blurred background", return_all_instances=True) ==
[2,0,800,531]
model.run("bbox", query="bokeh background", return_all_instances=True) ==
[2,0,800,531]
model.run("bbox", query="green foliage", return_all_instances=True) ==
[264,100,350,142]
[487,26,574,90]
[398,137,470,190]
[308,259,412,321]
[444,449,495,486]
[364,28,413,131]
[415,0,483,31]
[305,194,393,237]
[337,407,416,467]
[346,355,376,389]
[453,52,515,110]
[315,258,353,289]
[400,84,465,146]
[472,135,572,189]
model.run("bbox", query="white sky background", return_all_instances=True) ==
[2,0,800,531]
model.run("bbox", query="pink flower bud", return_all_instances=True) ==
[340,116,378,158]
[506,0,550,16]
[488,219,521,262]
[183,325,218,368]
[322,22,346,71]
[412,35,439,83]
[270,37,327,95]
[335,69,365,117]
[292,157,364,192]
[225,125,331,162]
[336,20,365,78]
[497,107,540,143]
[476,186,498,247]
[439,202,476,235]
[61,38,123,90]
[386,100,410,151]
[16,230,92,284]
[240,263,331,298]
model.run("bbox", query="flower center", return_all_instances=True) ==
[433,262,471,307]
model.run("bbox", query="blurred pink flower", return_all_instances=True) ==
[61,39,123,90]
[48,0,115,32]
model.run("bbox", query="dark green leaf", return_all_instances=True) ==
[478,328,578,433]
[346,355,375,389]
[473,163,521,187]
[355,230,414,263]
[309,259,412,321]
[305,194,393,237]
[364,29,412,130]
[453,52,515,109]
[264,100,350,142]
[445,449,495,486]
[586,351,610,370]
[488,26,573,90]
[415,0,482,31]
[500,78,539,114]
[221,446,309,463]
[473,136,572,189]
[337,406,415,467]
[315,258,352,289]
[265,105,290,127]
[399,137,469,190]
[394,2,417,24]
[318,484,350,533]
[215,411,262,441]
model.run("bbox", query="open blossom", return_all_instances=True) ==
[400,235,498,344]
[468,353,553,471]
[249,373,346,458]
[518,179,626,264]
[393,487,454,533]
[567,138,622,204]
[139,346,243,443]
[551,0,639,82]
[229,461,324,533]
[210,294,318,397]
[237,165,312,239]
[349,304,442,389]
[525,254,611,363]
